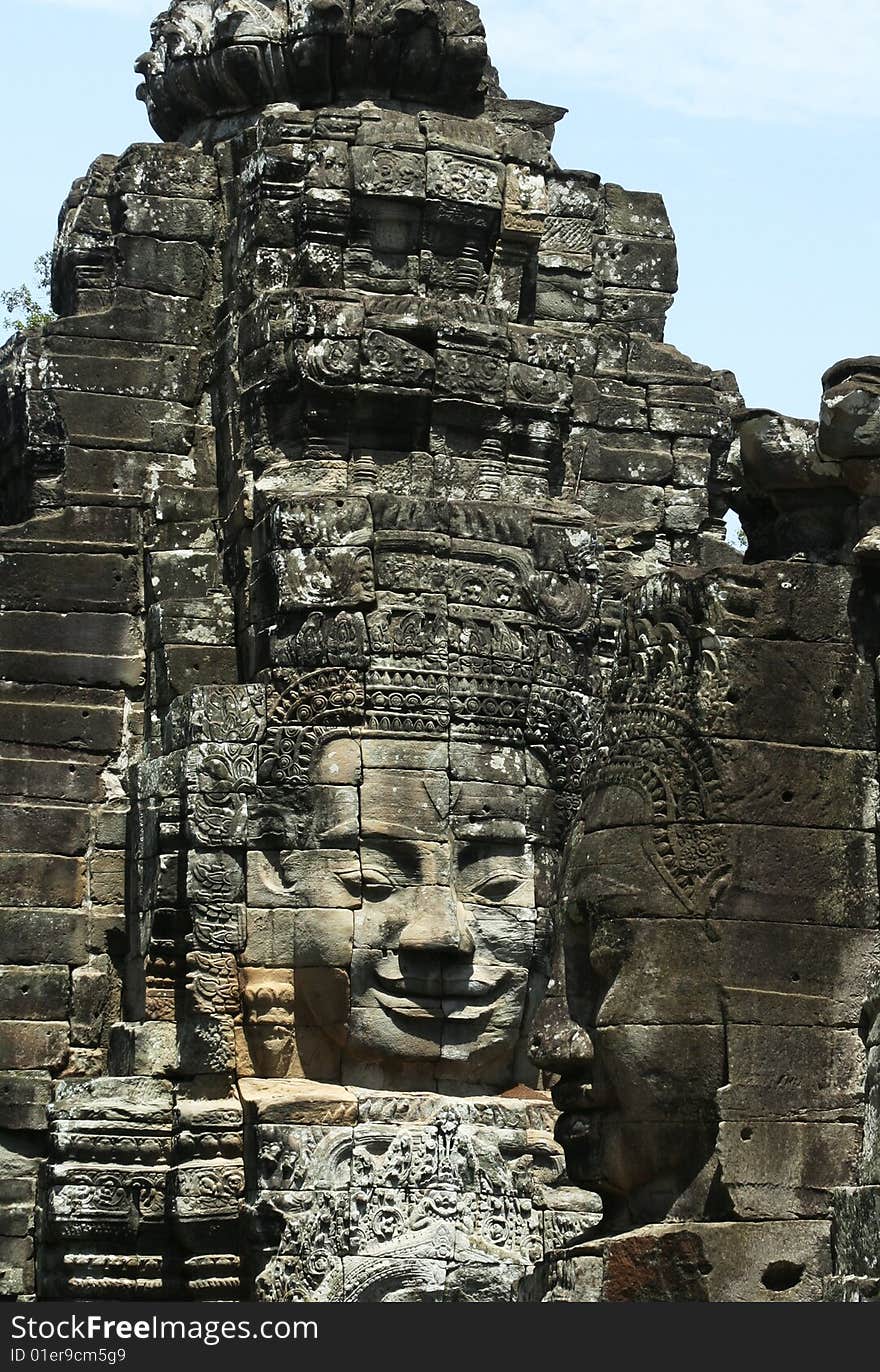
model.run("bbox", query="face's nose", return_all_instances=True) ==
[398,891,475,957]
[530,1006,594,1077]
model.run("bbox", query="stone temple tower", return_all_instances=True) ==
[2,0,879,1302]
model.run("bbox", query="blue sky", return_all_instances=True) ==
[1,0,877,420]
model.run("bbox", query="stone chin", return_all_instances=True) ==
[554,1106,719,1226]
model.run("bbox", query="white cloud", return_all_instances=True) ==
[480,0,880,122]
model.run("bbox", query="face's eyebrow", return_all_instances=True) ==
[358,831,426,877]
[457,839,528,870]
[359,819,438,843]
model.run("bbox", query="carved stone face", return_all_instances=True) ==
[241,968,296,1076]
[343,737,545,1087]
[245,732,553,1089]
[552,789,724,1222]
[536,567,877,1229]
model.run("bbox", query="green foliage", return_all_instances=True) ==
[1,253,55,334]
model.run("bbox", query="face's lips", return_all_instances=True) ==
[372,962,511,1022]
[552,1079,600,1112]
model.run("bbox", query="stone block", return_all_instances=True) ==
[293,909,355,969]
[719,1120,859,1217]
[117,235,211,297]
[0,853,85,908]
[832,1187,880,1278]
[0,967,69,1021]
[663,486,709,532]
[567,430,673,485]
[238,1077,358,1126]
[54,391,194,451]
[426,152,504,207]
[535,266,601,325]
[604,185,673,239]
[51,1074,172,1120]
[672,438,712,487]
[547,171,601,219]
[113,145,218,200]
[0,752,104,803]
[596,379,648,430]
[592,1025,725,1120]
[601,287,673,339]
[359,767,451,840]
[109,1018,235,1076]
[0,506,138,553]
[540,216,593,257]
[0,612,143,689]
[118,194,216,241]
[711,741,877,830]
[61,1048,106,1078]
[360,737,449,771]
[0,803,91,856]
[0,1022,68,1070]
[595,236,678,292]
[0,553,141,613]
[246,784,358,850]
[601,1220,831,1301]
[50,288,205,345]
[715,825,877,928]
[351,146,425,199]
[89,851,127,906]
[71,955,117,1047]
[0,686,123,754]
[154,644,238,699]
[721,1024,864,1118]
[0,1072,52,1130]
[574,482,665,531]
[62,447,147,502]
[600,1228,709,1301]
[0,910,87,966]
[712,564,855,643]
[147,550,223,601]
[0,1174,37,1233]
[294,967,351,1028]
[242,908,298,968]
[628,338,710,384]
[0,1235,34,1296]
[715,639,875,749]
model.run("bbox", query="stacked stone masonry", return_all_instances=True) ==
[0,0,878,1301]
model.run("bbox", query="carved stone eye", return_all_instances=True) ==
[470,874,523,904]
[359,867,398,899]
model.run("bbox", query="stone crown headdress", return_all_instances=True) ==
[585,571,731,914]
